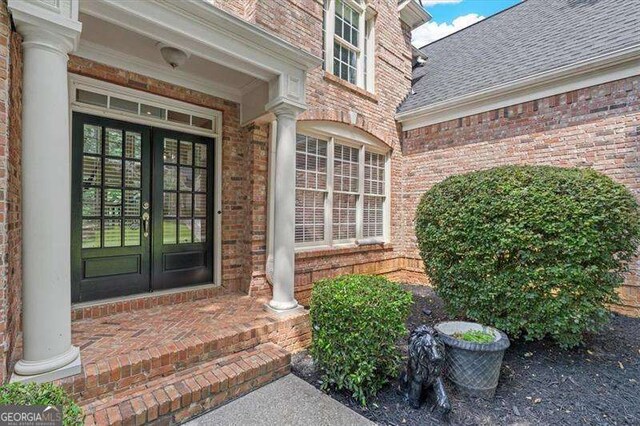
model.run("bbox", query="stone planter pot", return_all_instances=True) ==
[434,321,510,399]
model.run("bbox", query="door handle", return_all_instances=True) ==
[142,212,150,238]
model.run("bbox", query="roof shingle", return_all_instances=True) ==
[399,0,640,113]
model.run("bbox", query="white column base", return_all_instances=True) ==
[264,301,305,316]
[11,348,81,384]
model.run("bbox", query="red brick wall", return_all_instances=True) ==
[216,0,415,298]
[401,75,640,316]
[0,0,22,382]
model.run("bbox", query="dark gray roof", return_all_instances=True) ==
[399,0,640,113]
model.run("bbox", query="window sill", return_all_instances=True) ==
[323,71,379,103]
[295,242,392,260]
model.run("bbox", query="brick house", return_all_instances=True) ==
[0,0,637,423]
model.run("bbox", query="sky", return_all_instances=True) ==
[412,0,522,48]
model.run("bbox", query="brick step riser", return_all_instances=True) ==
[58,321,282,404]
[84,344,291,426]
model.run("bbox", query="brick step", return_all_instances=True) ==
[82,342,290,426]
[57,318,292,404]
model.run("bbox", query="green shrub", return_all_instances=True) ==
[310,274,412,405]
[415,165,640,348]
[0,382,83,426]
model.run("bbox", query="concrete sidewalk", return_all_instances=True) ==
[185,374,374,426]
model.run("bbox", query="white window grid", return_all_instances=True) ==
[363,152,385,238]
[333,42,358,85]
[295,135,328,244]
[294,133,389,249]
[335,0,359,46]
[333,144,359,241]
[323,0,375,91]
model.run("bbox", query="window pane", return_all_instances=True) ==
[82,219,101,249]
[164,165,177,190]
[194,168,207,192]
[194,143,207,167]
[179,219,192,243]
[180,167,193,191]
[105,128,123,156]
[164,139,178,163]
[296,134,327,190]
[110,97,138,114]
[193,219,206,243]
[104,158,122,187]
[333,192,357,241]
[83,125,102,154]
[363,195,384,238]
[83,156,101,185]
[124,190,140,216]
[77,90,108,108]
[163,192,177,217]
[364,151,385,195]
[295,189,325,244]
[104,219,122,247]
[180,141,193,165]
[163,219,177,244]
[124,219,141,246]
[104,189,122,217]
[334,144,359,193]
[125,132,142,159]
[192,117,213,130]
[335,0,359,45]
[179,193,193,217]
[194,194,207,217]
[82,187,101,217]
[141,104,165,119]
[168,110,191,125]
[125,160,141,188]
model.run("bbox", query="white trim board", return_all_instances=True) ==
[75,41,243,103]
[69,74,222,138]
[68,74,223,287]
[397,44,640,131]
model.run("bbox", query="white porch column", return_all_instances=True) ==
[10,1,82,382]
[267,103,304,313]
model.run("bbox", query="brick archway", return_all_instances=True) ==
[299,108,393,150]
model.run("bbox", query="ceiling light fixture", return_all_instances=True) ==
[157,43,190,69]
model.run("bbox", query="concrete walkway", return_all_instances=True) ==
[185,374,374,426]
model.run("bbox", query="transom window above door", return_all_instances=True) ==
[294,129,389,249]
[323,0,376,91]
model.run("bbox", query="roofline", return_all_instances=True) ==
[398,0,432,30]
[396,43,640,130]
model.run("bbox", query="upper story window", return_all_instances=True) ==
[294,126,389,249]
[323,0,375,92]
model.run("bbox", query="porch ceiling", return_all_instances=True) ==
[77,0,321,115]
[77,13,259,103]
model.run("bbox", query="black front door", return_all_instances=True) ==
[72,113,214,303]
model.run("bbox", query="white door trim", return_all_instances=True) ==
[69,74,223,287]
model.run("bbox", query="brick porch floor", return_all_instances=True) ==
[72,291,292,365]
[58,289,311,425]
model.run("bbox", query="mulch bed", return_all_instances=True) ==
[291,284,640,425]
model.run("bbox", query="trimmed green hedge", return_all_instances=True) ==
[415,165,640,348]
[310,275,412,405]
[0,382,83,426]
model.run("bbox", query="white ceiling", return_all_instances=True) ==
[77,13,260,95]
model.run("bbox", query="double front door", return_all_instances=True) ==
[71,113,215,303]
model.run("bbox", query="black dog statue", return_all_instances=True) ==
[400,325,451,414]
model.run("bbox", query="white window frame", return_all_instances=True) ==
[324,0,376,92]
[292,123,390,251]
